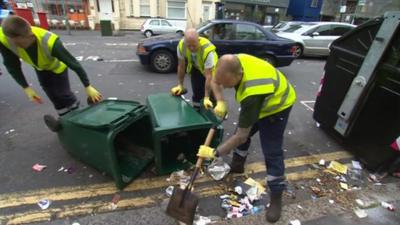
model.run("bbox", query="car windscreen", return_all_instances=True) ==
[282,24,314,33]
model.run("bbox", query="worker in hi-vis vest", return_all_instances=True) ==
[197,54,296,223]
[0,16,102,131]
[170,28,227,116]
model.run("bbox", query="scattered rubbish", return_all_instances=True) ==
[57,166,64,172]
[71,222,80,225]
[244,178,266,194]
[148,83,155,86]
[319,159,325,166]
[207,158,230,181]
[89,174,93,178]
[368,173,385,183]
[311,81,317,85]
[288,131,292,135]
[66,167,76,174]
[118,82,124,85]
[316,122,321,128]
[167,170,190,188]
[290,219,301,225]
[329,199,335,204]
[97,74,102,77]
[37,199,51,210]
[193,215,212,225]
[110,203,118,210]
[381,201,395,211]
[166,186,174,197]
[297,205,303,209]
[32,163,47,172]
[112,194,121,204]
[327,161,348,174]
[316,178,322,184]
[352,161,363,170]
[348,168,362,181]
[356,199,365,208]
[311,194,317,201]
[340,182,349,190]
[354,208,368,218]
[310,186,322,196]
[4,129,15,135]
[234,186,243,195]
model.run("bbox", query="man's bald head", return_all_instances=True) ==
[215,54,243,88]
[1,15,32,38]
[184,28,199,52]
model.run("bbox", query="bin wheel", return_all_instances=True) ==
[293,44,303,58]
[144,30,153,38]
[150,49,176,73]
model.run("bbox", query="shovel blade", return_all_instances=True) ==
[166,187,199,225]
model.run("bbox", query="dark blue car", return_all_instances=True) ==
[136,20,297,73]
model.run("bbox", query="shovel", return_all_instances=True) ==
[166,126,216,225]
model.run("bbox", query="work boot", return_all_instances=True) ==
[230,153,246,173]
[266,191,283,223]
[44,114,61,132]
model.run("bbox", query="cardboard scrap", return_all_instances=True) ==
[328,161,348,174]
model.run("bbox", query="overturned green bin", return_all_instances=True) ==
[147,93,224,175]
[57,100,154,189]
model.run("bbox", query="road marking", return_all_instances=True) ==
[0,151,351,209]
[300,100,316,112]
[1,169,321,225]
[105,43,137,46]
[104,59,140,63]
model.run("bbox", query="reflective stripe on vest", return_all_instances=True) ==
[0,27,67,74]
[178,37,217,74]
[235,54,296,119]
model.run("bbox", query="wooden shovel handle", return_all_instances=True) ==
[195,127,216,168]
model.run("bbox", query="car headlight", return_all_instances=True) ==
[137,43,147,54]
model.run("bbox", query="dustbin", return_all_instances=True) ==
[100,20,113,36]
[57,99,154,189]
[37,12,49,30]
[146,93,223,175]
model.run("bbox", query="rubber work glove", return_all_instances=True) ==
[170,84,184,96]
[197,145,216,159]
[214,101,227,118]
[85,85,102,104]
[24,87,43,104]
[203,97,214,109]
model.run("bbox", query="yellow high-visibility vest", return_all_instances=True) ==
[178,36,217,75]
[235,54,296,118]
[0,26,67,74]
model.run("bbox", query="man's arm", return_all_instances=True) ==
[0,43,29,88]
[176,45,185,86]
[216,94,268,156]
[51,38,90,87]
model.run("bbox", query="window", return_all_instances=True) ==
[149,20,160,26]
[311,0,319,8]
[167,1,185,19]
[201,23,235,40]
[235,24,266,40]
[331,25,353,36]
[313,25,332,36]
[129,0,134,16]
[161,20,172,26]
[140,0,150,17]
[203,5,210,21]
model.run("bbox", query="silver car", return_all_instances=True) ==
[140,19,184,38]
[276,22,356,57]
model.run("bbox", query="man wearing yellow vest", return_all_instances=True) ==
[170,28,227,114]
[0,16,102,129]
[197,54,296,223]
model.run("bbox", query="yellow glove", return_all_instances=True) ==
[24,87,42,104]
[85,85,102,104]
[203,97,214,109]
[214,101,227,118]
[197,145,215,159]
[170,84,184,96]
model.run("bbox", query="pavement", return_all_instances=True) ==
[0,30,399,225]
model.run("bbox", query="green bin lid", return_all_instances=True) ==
[67,100,144,128]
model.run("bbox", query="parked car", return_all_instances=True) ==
[276,22,356,57]
[140,18,184,38]
[271,21,308,33]
[137,20,297,73]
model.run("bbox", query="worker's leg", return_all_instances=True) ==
[258,107,292,223]
[36,69,79,116]
[230,124,259,173]
[190,67,205,110]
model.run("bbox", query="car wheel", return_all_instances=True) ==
[144,30,153,38]
[293,44,303,58]
[150,49,175,73]
[262,55,276,66]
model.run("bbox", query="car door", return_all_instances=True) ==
[302,24,333,55]
[199,23,236,56]
[161,20,174,34]
[234,23,269,57]
[148,19,161,35]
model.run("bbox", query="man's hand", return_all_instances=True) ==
[85,85,103,103]
[197,145,216,159]
[170,84,185,96]
[203,97,214,109]
[214,101,227,118]
[24,87,43,104]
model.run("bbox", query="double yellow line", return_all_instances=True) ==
[0,151,351,225]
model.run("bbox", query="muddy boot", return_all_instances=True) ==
[230,153,246,173]
[266,191,283,223]
[44,114,61,132]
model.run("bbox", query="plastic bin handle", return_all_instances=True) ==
[111,114,130,127]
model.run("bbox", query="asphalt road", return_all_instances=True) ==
[0,30,397,225]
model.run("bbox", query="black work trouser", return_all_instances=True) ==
[36,69,79,116]
[190,67,214,108]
